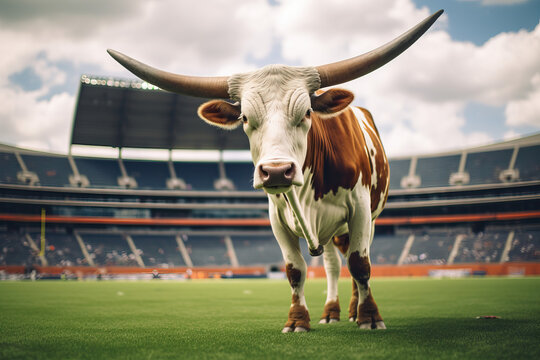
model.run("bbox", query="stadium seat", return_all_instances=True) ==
[465,149,513,185]
[21,154,73,187]
[74,157,123,188]
[514,145,540,181]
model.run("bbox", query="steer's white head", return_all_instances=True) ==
[197,65,354,193]
[107,10,443,193]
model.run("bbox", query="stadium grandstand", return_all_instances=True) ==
[1,75,539,279]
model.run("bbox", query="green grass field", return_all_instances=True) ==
[1,277,539,359]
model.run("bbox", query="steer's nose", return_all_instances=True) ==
[258,162,296,188]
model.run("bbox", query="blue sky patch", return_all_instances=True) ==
[413,0,539,45]
[9,66,42,92]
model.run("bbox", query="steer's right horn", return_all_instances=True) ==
[316,9,444,88]
[107,49,230,99]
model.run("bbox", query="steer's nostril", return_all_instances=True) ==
[284,164,294,179]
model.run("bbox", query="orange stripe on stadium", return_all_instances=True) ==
[0,210,539,226]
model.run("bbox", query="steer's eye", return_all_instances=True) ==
[242,114,248,124]
[305,109,312,118]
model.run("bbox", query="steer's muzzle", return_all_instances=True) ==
[254,162,302,194]
[253,160,303,193]
[259,162,295,187]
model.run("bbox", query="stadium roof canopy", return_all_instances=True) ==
[71,75,249,151]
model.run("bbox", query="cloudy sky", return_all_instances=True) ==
[0,0,538,159]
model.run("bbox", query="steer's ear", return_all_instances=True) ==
[311,88,354,116]
[198,100,242,129]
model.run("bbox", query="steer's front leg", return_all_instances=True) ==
[283,261,310,333]
[269,203,311,333]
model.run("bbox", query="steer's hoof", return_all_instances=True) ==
[282,326,309,333]
[358,320,387,330]
[349,316,356,322]
[309,245,324,257]
[374,321,386,329]
[319,318,339,324]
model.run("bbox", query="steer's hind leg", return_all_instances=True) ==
[347,210,385,330]
[333,234,360,322]
[319,242,341,324]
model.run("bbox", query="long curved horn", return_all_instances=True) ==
[316,9,444,88]
[107,49,230,98]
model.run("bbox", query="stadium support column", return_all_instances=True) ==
[450,151,470,186]
[67,153,89,187]
[500,231,515,263]
[25,233,48,266]
[214,151,235,190]
[14,152,39,185]
[166,150,187,190]
[398,234,415,265]
[117,149,138,188]
[176,234,193,268]
[499,146,519,182]
[74,232,96,267]
[400,156,420,188]
[125,234,145,268]
[224,236,239,268]
[447,234,465,265]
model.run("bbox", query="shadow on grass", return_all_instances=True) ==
[297,316,539,359]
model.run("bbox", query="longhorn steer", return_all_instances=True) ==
[108,10,443,332]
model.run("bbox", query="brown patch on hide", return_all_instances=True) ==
[356,289,383,327]
[349,280,359,320]
[285,294,311,330]
[320,298,341,321]
[358,108,389,214]
[303,107,371,200]
[332,234,350,255]
[285,263,301,288]
[348,251,371,289]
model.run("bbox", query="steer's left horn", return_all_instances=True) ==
[107,49,230,99]
[316,9,444,88]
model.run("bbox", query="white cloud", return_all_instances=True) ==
[0,0,538,158]
[273,1,539,156]
[0,88,74,152]
[503,129,521,140]
[505,74,540,127]
[0,0,276,153]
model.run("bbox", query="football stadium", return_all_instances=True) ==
[1,75,539,359]
[1,75,539,279]
[1,2,540,359]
